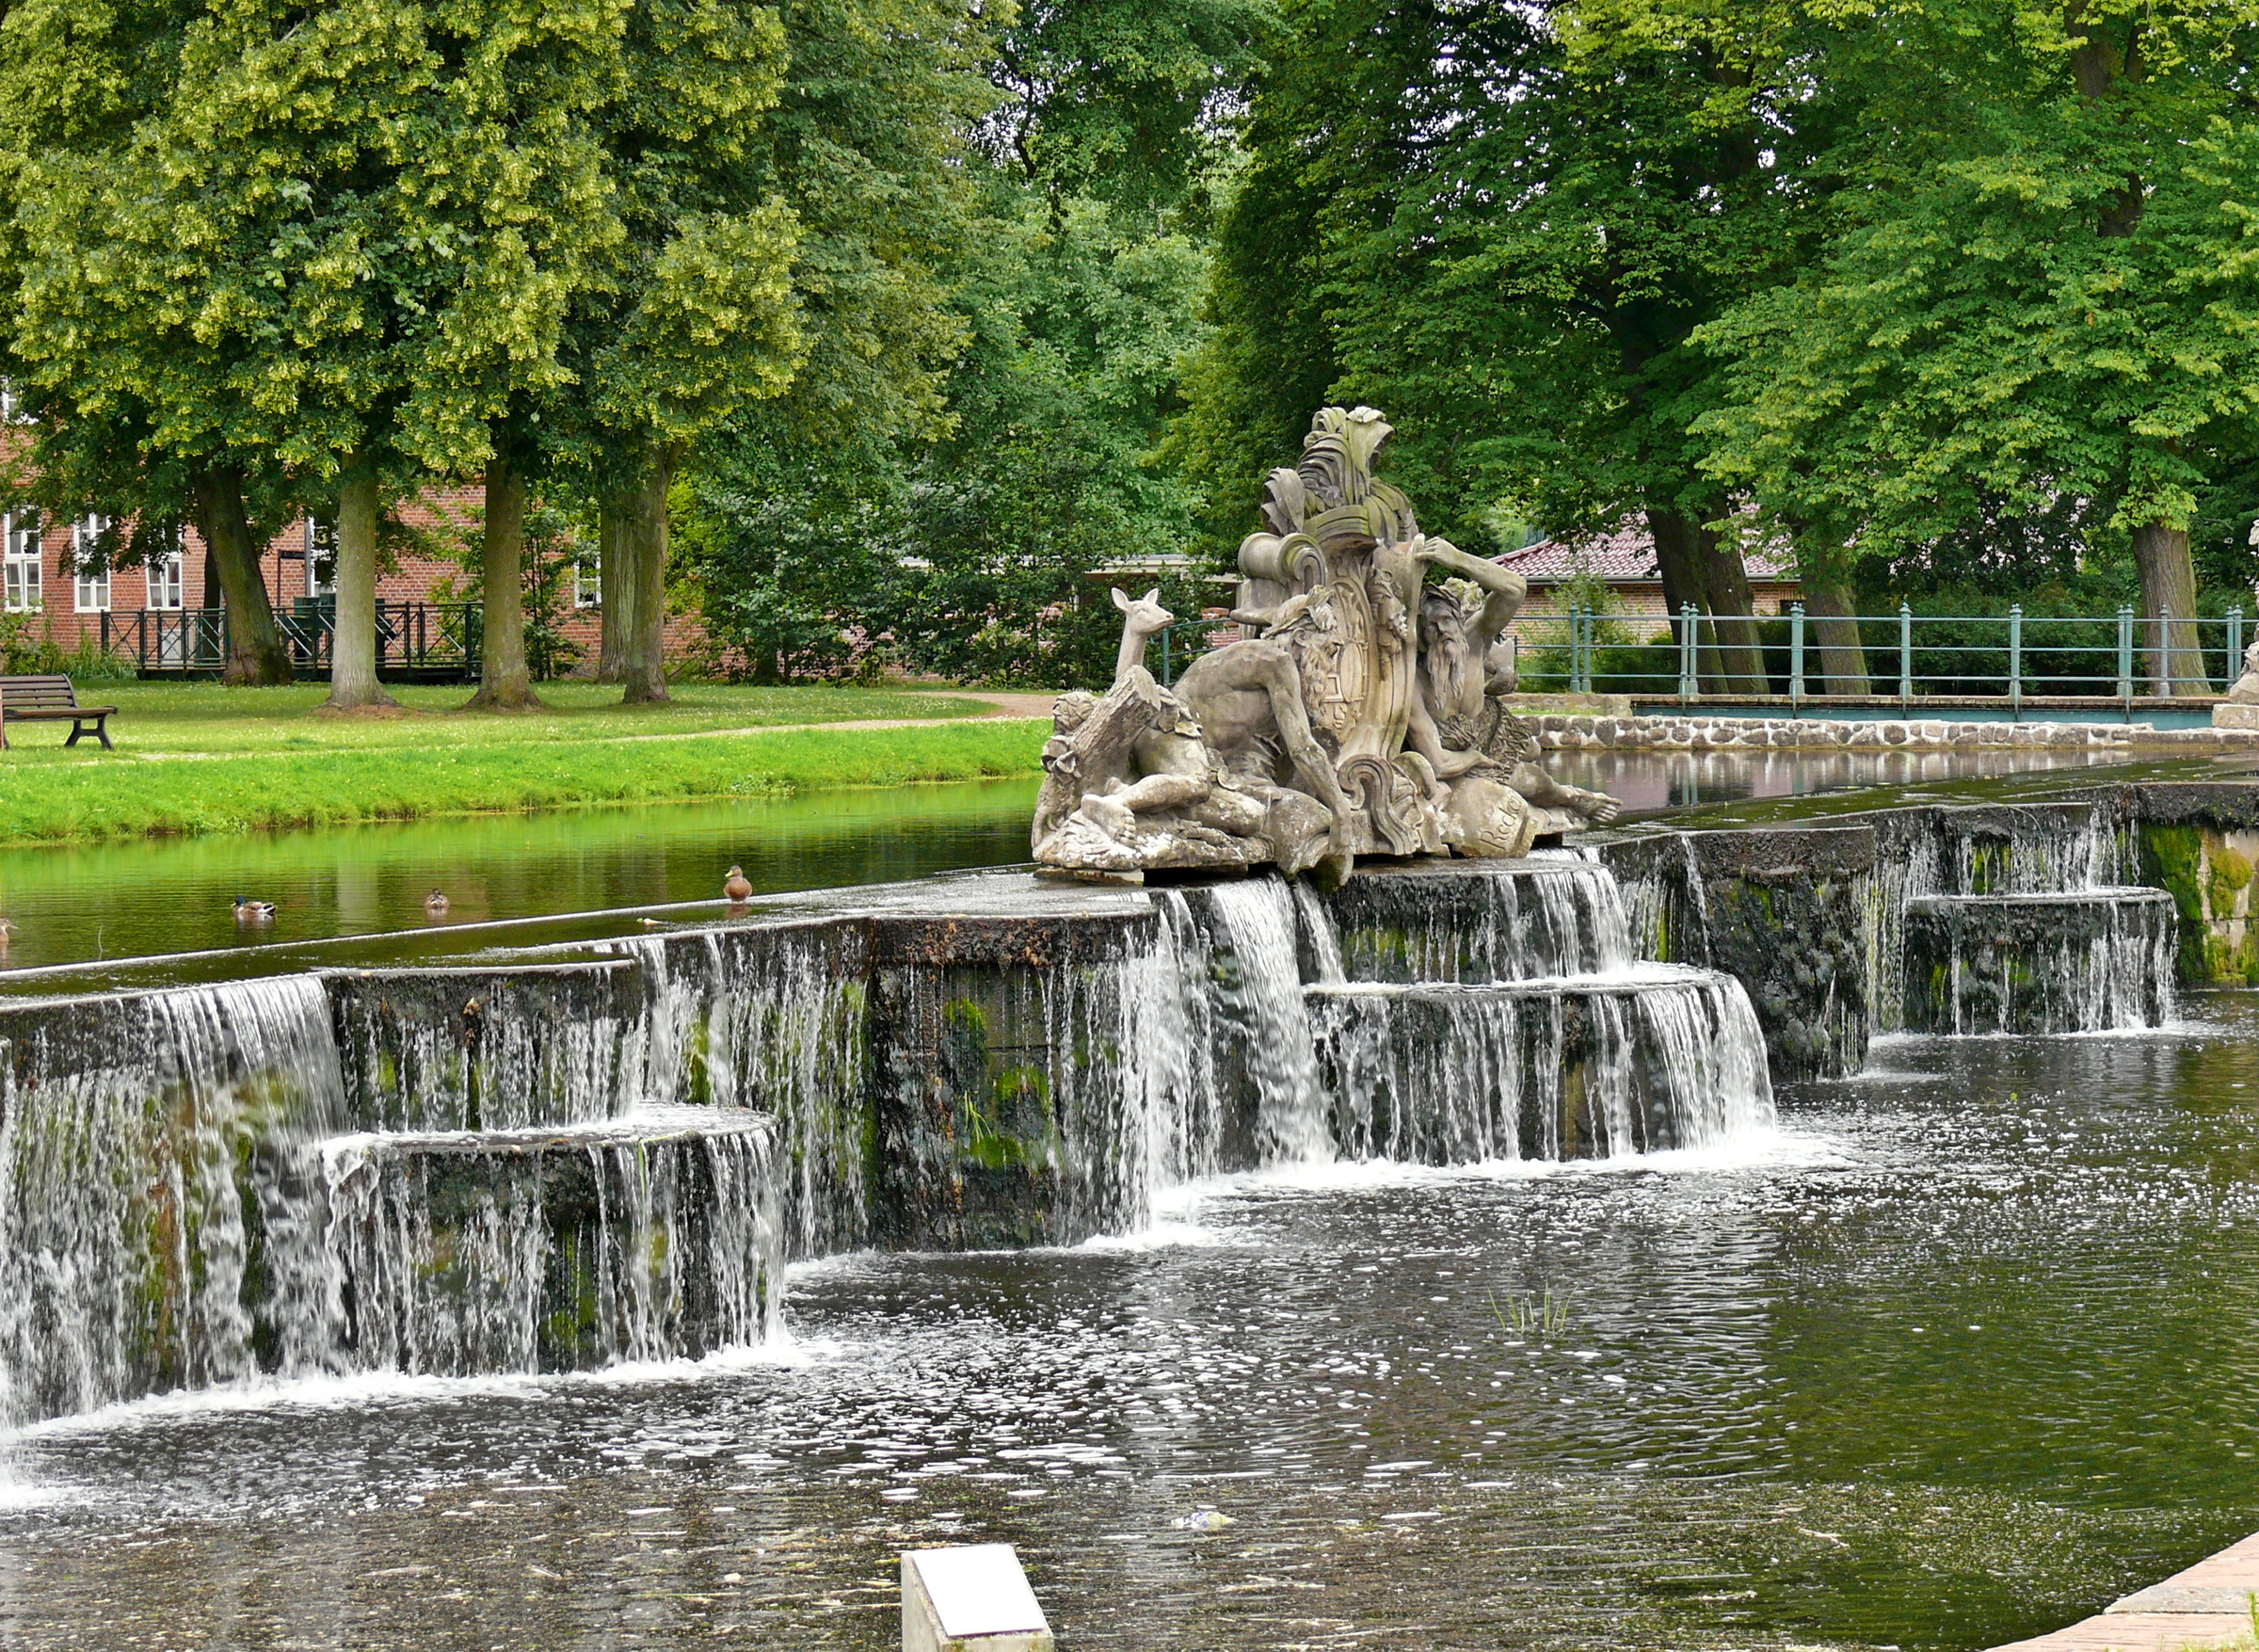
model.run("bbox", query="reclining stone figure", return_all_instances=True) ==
[1408,567,1621,833]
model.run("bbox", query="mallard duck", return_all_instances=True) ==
[234,897,276,922]
[425,890,450,915]
[0,918,13,950]
[723,864,753,903]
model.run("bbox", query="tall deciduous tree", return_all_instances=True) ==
[572,0,805,705]
[0,0,298,682]
[1695,0,2259,694]
[1178,0,1819,691]
[0,0,633,705]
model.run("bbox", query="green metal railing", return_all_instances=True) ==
[1517,602,2244,712]
[1153,602,2250,713]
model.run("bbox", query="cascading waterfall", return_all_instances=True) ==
[608,928,869,1259]
[1176,880,1334,1166]
[0,976,351,1424]
[323,1109,781,1375]
[0,973,790,1427]
[0,846,1781,1427]
[1311,970,1771,1163]
[1871,805,2173,1035]
[1151,865,1773,1178]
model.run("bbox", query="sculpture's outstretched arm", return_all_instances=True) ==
[1418,538,1527,642]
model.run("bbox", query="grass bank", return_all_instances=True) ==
[0,683,1049,845]
[0,681,997,758]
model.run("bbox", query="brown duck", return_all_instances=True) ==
[723,865,753,903]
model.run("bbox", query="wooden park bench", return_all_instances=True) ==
[0,674,118,751]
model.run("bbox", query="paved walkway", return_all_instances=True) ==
[1989,1532,2259,1651]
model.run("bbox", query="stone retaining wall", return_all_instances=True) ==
[1529,713,2259,752]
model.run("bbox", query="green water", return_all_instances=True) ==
[0,777,1042,985]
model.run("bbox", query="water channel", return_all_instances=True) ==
[1,752,2255,1651]
[0,743,2171,982]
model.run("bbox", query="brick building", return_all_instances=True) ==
[0,485,622,676]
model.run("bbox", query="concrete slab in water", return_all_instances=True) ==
[903,1545,1052,1650]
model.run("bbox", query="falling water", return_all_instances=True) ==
[0,976,351,1424]
[610,929,870,1258]
[323,1110,782,1375]
[0,847,1786,1426]
[1310,970,1773,1163]
[1186,880,1334,1166]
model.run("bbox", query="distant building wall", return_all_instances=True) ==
[0,484,706,673]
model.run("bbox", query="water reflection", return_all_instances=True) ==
[8,999,2259,1649]
[0,778,1041,974]
[1553,743,2156,814]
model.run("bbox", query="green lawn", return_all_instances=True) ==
[0,681,1049,844]
[0,680,997,758]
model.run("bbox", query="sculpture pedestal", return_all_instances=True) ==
[2215,703,2259,729]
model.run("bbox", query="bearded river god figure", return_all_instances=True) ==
[1032,406,1623,881]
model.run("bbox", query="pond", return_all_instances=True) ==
[0,742,2183,986]
[0,778,1042,988]
[4,997,2256,1649]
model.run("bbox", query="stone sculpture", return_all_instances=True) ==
[1033,405,1622,878]
[2230,640,2259,704]
[2214,640,2259,730]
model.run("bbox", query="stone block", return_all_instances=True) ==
[2214,703,2259,730]
[903,1546,1053,1652]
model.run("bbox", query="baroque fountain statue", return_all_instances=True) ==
[1033,405,1621,879]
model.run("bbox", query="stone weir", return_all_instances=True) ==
[0,777,2247,1424]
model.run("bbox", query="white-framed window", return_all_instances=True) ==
[148,543,185,611]
[305,516,336,597]
[71,516,110,612]
[3,512,41,613]
[572,558,601,608]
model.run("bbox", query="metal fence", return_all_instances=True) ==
[1151,602,2249,713]
[1518,602,2245,710]
[102,601,483,680]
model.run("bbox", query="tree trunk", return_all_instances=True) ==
[620,443,674,704]
[188,463,291,685]
[2132,521,2206,696]
[1647,507,1723,694]
[594,491,628,682]
[1699,525,1769,694]
[324,469,396,710]
[1802,577,1869,696]
[464,452,543,712]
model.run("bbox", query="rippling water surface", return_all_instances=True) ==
[7,995,2259,1649]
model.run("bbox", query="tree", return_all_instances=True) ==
[979,0,1274,212]
[1695,0,2259,694]
[1178,0,1819,691]
[668,0,989,677]
[0,0,301,683]
[682,188,1214,684]
[571,0,806,705]
[0,0,636,705]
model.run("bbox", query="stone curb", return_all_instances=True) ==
[1526,713,2259,753]
[1984,1531,2259,1651]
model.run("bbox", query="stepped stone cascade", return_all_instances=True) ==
[3,776,2248,1427]
[0,972,789,1426]
[1594,793,2183,1067]
[1900,890,2177,1035]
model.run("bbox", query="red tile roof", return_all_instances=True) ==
[1500,521,1796,585]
